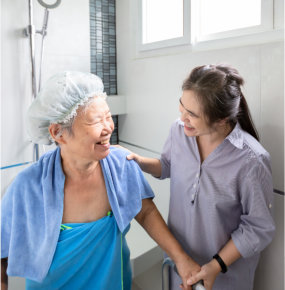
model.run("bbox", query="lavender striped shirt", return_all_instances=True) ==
[160,119,275,290]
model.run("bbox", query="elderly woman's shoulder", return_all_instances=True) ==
[109,146,129,159]
[108,146,141,168]
[7,148,58,188]
[106,147,143,178]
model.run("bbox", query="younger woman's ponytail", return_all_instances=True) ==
[238,93,259,141]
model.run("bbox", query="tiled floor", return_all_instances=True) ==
[132,260,163,290]
[132,281,143,290]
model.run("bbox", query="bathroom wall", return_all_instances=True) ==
[1,0,90,288]
[1,0,90,195]
[116,0,284,289]
[1,0,284,289]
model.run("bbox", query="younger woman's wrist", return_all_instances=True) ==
[209,258,224,275]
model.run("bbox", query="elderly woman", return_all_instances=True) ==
[1,72,200,290]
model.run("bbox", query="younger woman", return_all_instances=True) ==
[125,64,275,290]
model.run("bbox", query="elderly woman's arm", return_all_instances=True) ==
[135,199,200,290]
[1,258,8,290]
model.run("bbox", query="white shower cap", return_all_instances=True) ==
[26,71,106,144]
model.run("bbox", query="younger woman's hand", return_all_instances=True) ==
[112,145,141,163]
[112,145,141,165]
[187,259,221,290]
[112,144,161,177]
[174,256,201,290]
[126,152,141,163]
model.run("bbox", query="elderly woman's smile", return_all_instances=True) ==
[59,96,114,162]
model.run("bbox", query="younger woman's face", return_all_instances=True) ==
[179,90,213,137]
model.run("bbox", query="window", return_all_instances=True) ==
[200,0,261,34]
[138,0,190,51]
[192,0,273,42]
[137,0,282,52]
[142,0,183,43]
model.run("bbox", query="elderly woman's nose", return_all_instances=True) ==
[102,119,113,133]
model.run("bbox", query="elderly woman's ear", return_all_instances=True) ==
[49,124,66,145]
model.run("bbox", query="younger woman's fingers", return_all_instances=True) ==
[126,154,135,160]
[187,271,203,285]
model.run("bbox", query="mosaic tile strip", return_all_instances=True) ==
[90,0,118,144]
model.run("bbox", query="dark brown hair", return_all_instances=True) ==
[182,64,259,140]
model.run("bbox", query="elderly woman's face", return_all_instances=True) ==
[62,97,114,161]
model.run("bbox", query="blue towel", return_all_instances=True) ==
[1,146,154,282]
[26,213,132,290]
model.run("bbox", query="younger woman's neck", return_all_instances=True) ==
[198,123,233,146]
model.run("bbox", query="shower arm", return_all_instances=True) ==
[36,9,49,37]
[24,9,49,38]
[24,0,61,162]
[23,0,61,95]
[27,0,37,99]
[38,8,49,91]
[26,0,39,161]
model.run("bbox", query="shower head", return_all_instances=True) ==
[37,0,61,9]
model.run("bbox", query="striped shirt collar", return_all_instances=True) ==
[226,122,244,149]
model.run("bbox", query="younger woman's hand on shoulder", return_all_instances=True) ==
[126,152,142,164]
[112,145,141,164]
[112,145,161,176]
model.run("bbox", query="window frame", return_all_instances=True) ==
[137,0,191,51]
[135,0,283,55]
[192,0,274,43]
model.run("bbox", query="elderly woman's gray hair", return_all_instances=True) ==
[26,71,106,145]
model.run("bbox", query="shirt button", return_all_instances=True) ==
[193,184,197,188]
[269,203,272,208]
[196,173,199,178]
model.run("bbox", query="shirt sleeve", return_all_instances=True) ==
[159,124,173,180]
[231,154,276,258]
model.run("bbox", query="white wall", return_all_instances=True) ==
[1,1,90,288]
[116,14,284,190]
[1,0,90,195]
[116,0,284,289]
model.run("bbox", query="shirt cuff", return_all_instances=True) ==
[231,230,256,258]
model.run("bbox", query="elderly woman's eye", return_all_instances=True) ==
[86,119,100,125]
